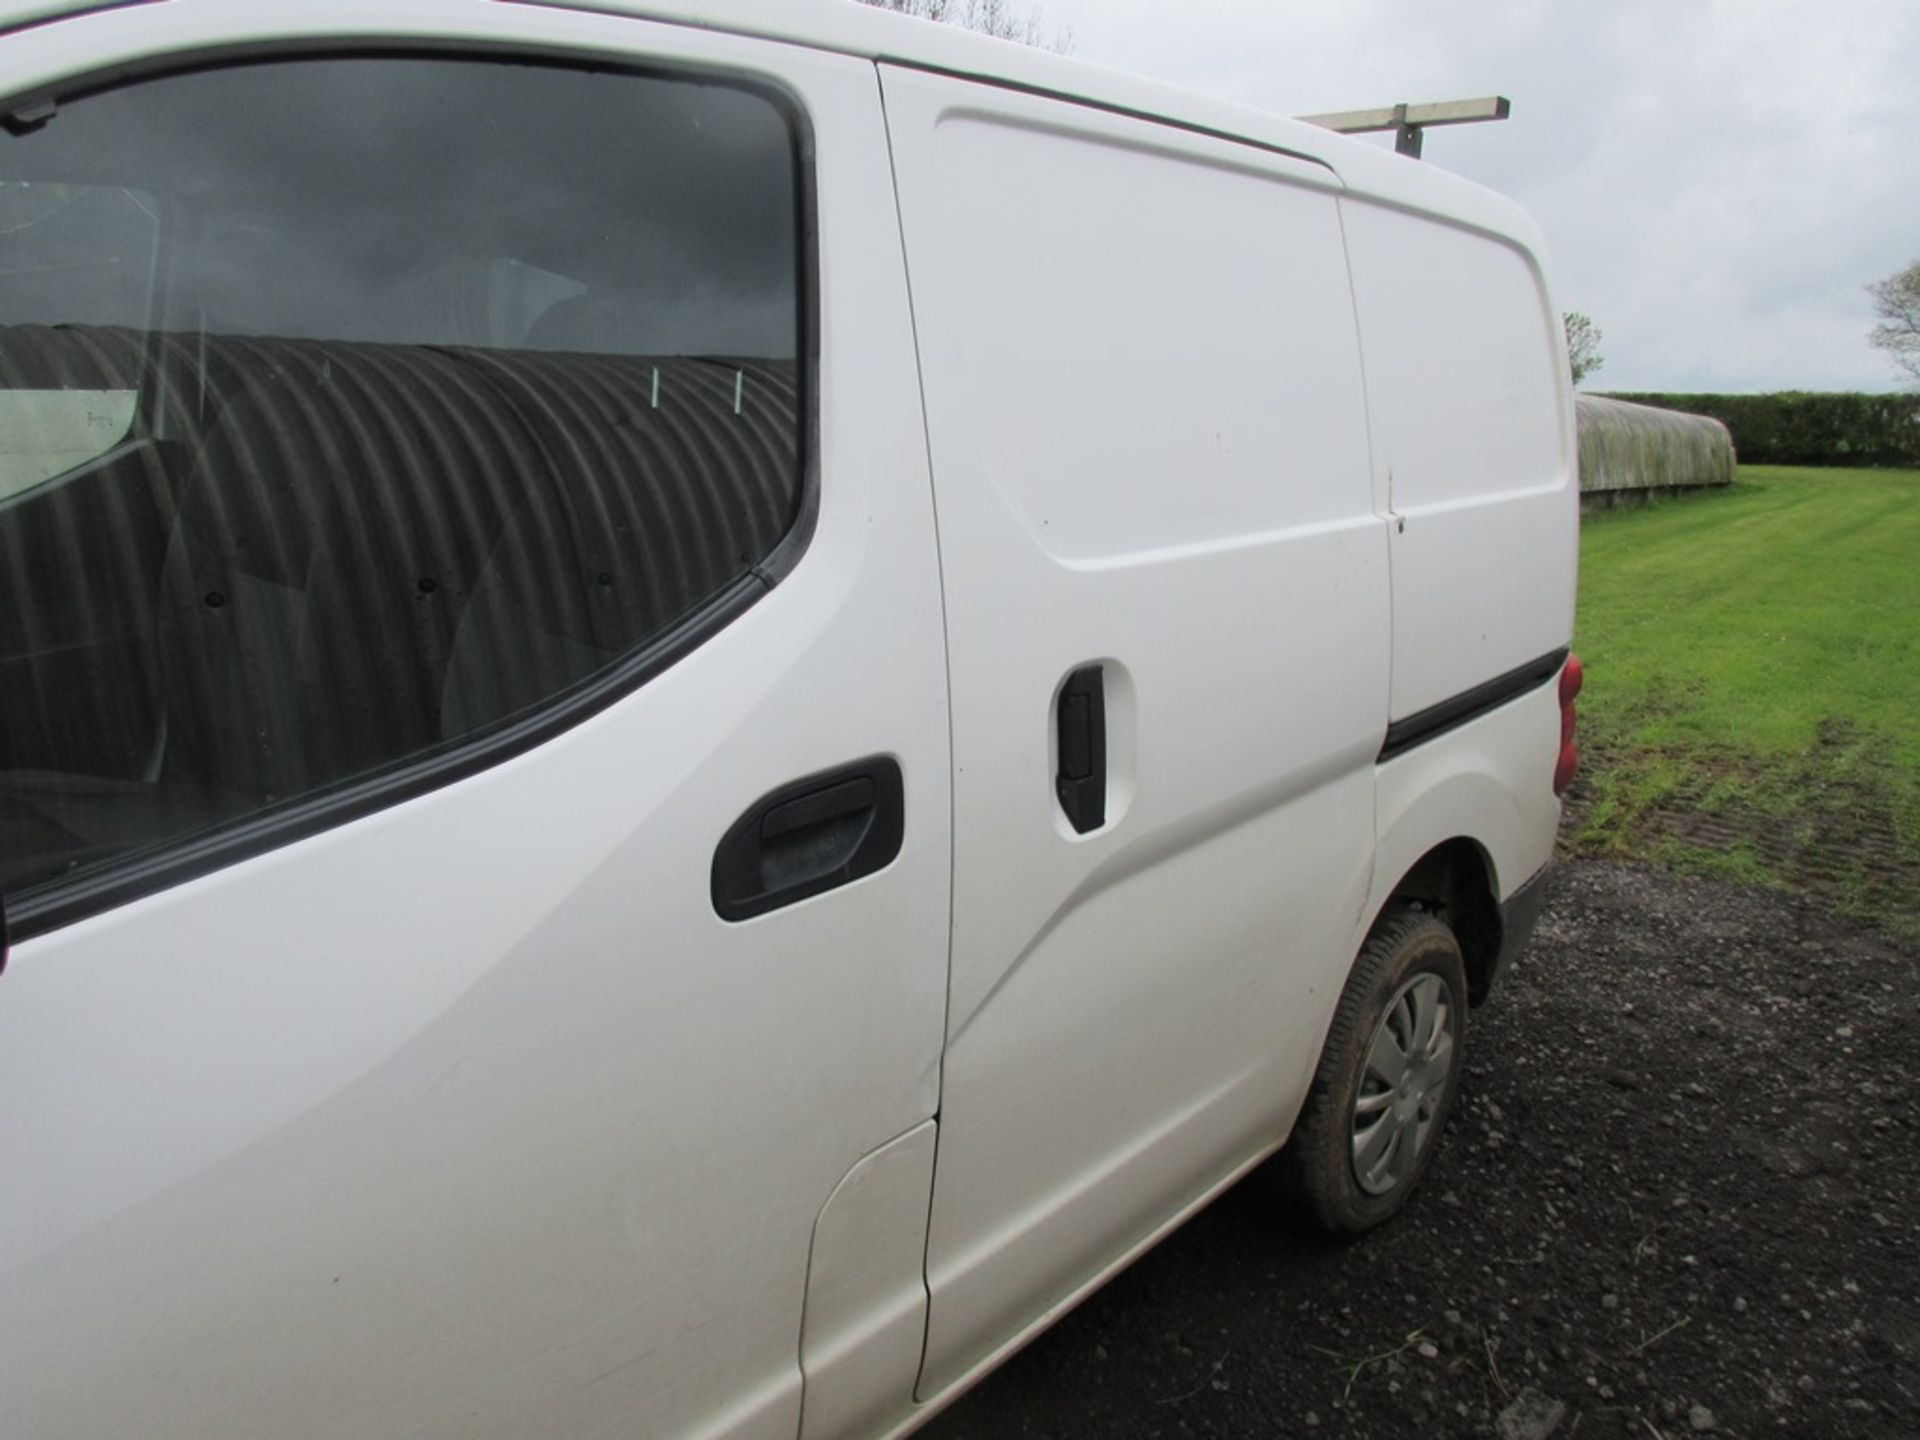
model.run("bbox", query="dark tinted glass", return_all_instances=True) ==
[0,57,803,901]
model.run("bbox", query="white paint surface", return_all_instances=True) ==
[800,1122,938,1440]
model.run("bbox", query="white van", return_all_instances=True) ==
[0,2,1580,1436]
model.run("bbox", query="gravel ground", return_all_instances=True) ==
[922,859,1920,1440]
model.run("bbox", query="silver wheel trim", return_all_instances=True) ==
[1350,970,1457,1197]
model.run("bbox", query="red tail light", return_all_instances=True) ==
[1553,653,1583,796]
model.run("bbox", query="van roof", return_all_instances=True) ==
[534,0,1544,250]
[1,0,1544,255]
[0,0,150,39]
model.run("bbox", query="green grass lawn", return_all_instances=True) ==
[1569,465,1920,931]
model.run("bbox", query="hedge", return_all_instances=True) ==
[1601,391,1920,469]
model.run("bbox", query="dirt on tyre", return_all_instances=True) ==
[1279,907,1468,1237]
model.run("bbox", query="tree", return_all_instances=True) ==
[1564,311,1604,387]
[1867,260,1920,386]
[857,0,1071,52]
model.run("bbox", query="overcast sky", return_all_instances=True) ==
[1026,0,1917,394]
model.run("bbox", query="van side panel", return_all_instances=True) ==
[1339,199,1577,721]
[880,66,1390,1399]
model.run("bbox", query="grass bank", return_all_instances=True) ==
[1566,464,1920,932]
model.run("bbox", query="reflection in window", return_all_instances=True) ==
[0,388,135,501]
[0,57,804,901]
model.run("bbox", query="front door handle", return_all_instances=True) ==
[712,757,905,921]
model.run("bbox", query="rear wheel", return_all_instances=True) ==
[1280,908,1467,1236]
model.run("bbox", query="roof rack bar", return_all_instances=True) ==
[1298,95,1510,159]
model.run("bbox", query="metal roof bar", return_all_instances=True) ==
[1298,95,1510,159]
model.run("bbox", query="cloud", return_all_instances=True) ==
[1037,0,1920,391]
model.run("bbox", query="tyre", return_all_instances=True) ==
[1279,907,1468,1237]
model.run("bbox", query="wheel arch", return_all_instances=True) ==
[1364,714,1558,1005]
[1375,838,1503,1005]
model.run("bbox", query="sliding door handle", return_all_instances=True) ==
[712,757,905,921]
[1056,664,1106,834]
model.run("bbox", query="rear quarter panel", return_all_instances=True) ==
[1339,196,1578,723]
